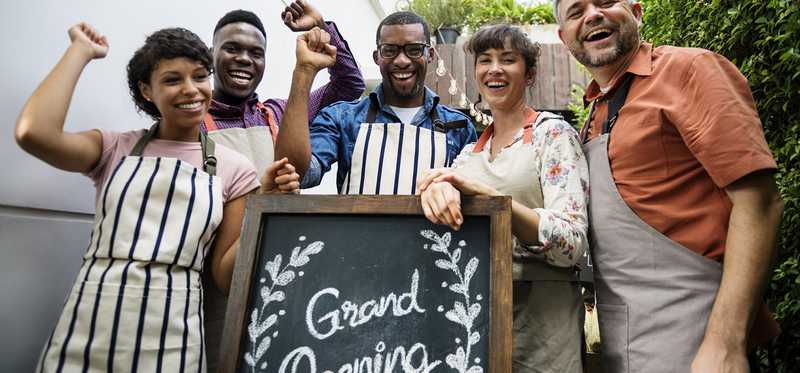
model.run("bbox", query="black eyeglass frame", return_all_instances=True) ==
[376,43,430,59]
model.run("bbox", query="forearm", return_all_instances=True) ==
[704,177,783,348]
[274,67,317,177]
[307,22,364,114]
[510,200,542,246]
[15,44,98,171]
[213,238,240,295]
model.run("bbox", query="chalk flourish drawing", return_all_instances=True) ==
[244,237,325,372]
[420,230,483,373]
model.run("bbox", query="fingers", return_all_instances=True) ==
[421,182,463,230]
[416,168,451,193]
[261,158,300,194]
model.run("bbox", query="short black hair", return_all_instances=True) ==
[214,9,266,38]
[466,24,541,74]
[376,11,430,45]
[127,28,213,120]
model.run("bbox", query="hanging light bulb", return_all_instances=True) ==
[436,59,446,77]
[448,79,458,95]
[460,93,468,107]
[469,104,478,117]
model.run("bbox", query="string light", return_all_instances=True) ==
[430,29,493,127]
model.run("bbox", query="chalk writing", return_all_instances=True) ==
[306,270,426,340]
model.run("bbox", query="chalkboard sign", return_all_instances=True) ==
[220,195,512,373]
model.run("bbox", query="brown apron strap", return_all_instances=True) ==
[130,123,217,176]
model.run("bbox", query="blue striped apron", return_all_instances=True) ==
[37,124,224,373]
[343,103,450,195]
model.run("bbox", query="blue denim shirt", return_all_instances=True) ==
[302,85,477,192]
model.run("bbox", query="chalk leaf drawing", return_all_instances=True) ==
[421,230,483,373]
[244,237,325,371]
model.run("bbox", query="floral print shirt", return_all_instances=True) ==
[451,112,589,268]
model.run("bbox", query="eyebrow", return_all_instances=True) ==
[565,2,582,16]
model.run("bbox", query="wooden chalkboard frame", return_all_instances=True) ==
[220,195,512,373]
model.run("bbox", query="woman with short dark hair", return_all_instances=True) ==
[16,23,298,371]
[418,24,589,372]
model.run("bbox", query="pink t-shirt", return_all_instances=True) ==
[87,129,260,203]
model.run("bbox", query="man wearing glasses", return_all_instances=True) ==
[275,11,476,195]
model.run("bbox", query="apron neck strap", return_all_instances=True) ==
[203,103,278,143]
[130,123,217,176]
[473,107,539,153]
[581,74,635,142]
[367,100,447,133]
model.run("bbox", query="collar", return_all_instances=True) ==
[584,43,654,102]
[473,106,539,153]
[209,93,261,118]
[368,84,440,117]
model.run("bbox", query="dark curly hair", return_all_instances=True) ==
[126,28,213,120]
[466,24,541,76]
[376,11,430,45]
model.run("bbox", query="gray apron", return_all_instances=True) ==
[581,75,722,372]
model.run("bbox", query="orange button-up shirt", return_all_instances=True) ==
[583,43,779,344]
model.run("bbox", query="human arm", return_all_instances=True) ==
[271,1,364,122]
[211,159,301,294]
[14,23,108,173]
[691,170,783,373]
[273,27,336,178]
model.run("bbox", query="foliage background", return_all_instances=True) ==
[637,0,800,370]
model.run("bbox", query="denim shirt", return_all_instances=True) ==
[302,85,477,192]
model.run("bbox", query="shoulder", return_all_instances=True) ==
[653,45,732,74]
[436,104,471,122]
[533,112,575,135]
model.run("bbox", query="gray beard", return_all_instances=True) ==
[571,28,639,68]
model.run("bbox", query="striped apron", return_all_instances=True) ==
[37,124,224,373]
[203,102,278,179]
[454,109,582,372]
[581,75,721,372]
[343,103,451,195]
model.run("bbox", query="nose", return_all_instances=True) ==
[180,78,200,97]
[392,50,412,67]
[233,51,253,66]
[583,4,604,25]
[488,60,503,74]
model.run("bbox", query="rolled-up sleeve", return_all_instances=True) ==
[301,107,342,188]
[522,119,590,267]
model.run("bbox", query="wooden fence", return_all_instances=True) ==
[425,43,591,111]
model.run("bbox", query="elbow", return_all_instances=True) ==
[212,268,231,296]
[14,117,37,151]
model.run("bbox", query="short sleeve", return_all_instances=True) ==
[217,146,260,202]
[85,129,122,183]
[673,51,776,188]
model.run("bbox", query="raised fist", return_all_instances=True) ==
[295,27,337,72]
[67,22,109,60]
[281,0,325,32]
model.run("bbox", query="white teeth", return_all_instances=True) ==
[586,28,611,40]
[487,81,506,88]
[229,71,252,79]
[393,72,413,79]
[177,102,202,109]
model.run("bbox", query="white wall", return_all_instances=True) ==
[0,0,388,213]
[0,1,389,370]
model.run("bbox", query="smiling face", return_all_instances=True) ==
[139,57,212,139]
[373,23,432,107]
[557,0,642,68]
[212,22,266,104]
[475,41,532,111]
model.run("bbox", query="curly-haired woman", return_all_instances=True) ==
[16,23,299,371]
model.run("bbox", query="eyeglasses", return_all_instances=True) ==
[377,43,429,59]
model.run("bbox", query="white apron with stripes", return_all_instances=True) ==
[203,105,277,180]
[344,121,448,195]
[37,126,223,373]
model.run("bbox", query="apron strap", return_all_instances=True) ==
[203,103,278,144]
[256,102,280,143]
[130,123,217,176]
[473,108,540,153]
[130,123,160,156]
[580,73,635,143]
[203,113,219,132]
